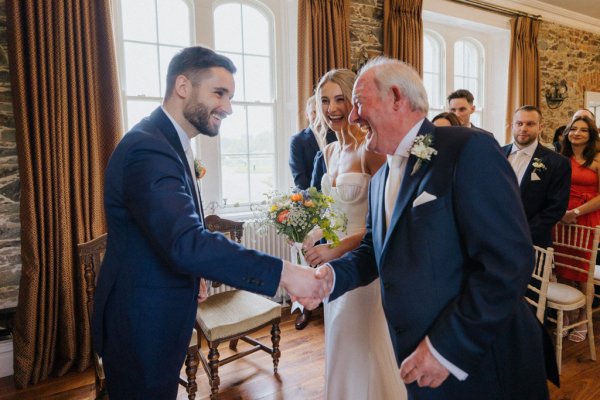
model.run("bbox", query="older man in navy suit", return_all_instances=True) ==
[93,46,328,399]
[305,57,558,399]
[503,105,570,248]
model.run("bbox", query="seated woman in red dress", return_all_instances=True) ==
[557,115,600,342]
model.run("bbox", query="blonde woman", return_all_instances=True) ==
[303,69,406,399]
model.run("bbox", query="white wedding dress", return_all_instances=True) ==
[321,158,407,400]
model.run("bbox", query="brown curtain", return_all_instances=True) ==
[506,16,540,142]
[383,0,423,76]
[297,0,351,128]
[6,0,121,388]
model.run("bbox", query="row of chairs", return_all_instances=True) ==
[79,215,282,400]
[527,222,600,374]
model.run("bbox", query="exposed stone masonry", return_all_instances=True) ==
[0,0,20,311]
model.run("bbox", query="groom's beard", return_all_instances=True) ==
[184,102,219,137]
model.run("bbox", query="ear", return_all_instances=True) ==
[173,74,191,99]
[390,86,403,110]
[470,104,476,113]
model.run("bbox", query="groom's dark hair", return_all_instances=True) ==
[165,46,236,98]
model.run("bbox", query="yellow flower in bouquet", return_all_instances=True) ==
[261,187,346,247]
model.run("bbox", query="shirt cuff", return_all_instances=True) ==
[425,336,468,381]
[322,263,336,304]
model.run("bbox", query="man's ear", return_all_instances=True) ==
[470,104,476,113]
[174,75,191,99]
[391,86,403,110]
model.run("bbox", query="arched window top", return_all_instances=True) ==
[423,30,446,115]
[454,37,484,79]
[214,1,273,57]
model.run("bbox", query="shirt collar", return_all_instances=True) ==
[388,118,425,166]
[161,105,192,153]
[511,139,538,157]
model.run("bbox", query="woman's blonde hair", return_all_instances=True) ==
[314,68,366,148]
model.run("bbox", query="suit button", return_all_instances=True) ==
[395,327,404,334]
[383,283,391,290]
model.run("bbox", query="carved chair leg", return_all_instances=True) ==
[208,344,220,399]
[271,322,281,373]
[185,345,199,400]
[229,339,239,351]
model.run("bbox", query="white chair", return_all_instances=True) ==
[593,264,600,314]
[547,223,599,374]
[525,246,554,323]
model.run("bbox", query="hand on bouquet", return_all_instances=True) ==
[302,227,324,251]
[304,243,339,266]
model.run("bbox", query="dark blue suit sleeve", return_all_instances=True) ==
[427,134,535,372]
[122,136,282,295]
[528,155,571,242]
[289,134,310,189]
[311,151,326,191]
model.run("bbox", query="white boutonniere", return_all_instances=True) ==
[531,158,546,175]
[410,134,438,175]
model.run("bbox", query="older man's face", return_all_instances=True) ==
[349,71,398,155]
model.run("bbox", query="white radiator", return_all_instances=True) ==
[207,219,291,303]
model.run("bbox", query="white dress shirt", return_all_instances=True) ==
[508,139,537,185]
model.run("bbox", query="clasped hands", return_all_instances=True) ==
[281,261,334,310]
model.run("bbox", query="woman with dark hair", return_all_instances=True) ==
[552,125,566,152]
[556,116,600,342]
[431,111,461,127]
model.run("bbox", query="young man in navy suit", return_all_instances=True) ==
[503,105,571,248]
[305,57,558,399]
[93,46,330,399]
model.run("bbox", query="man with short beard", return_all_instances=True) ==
[93,46,329,399]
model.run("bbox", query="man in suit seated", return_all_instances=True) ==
[503,105,571,248]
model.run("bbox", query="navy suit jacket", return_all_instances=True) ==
[92,107,282,398]
[330,120,554,399]
[289,127,336,189]
[502,143,571,247]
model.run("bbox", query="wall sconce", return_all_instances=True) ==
[545,80,568,109]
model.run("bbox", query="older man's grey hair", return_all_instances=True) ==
[357,57,429,114]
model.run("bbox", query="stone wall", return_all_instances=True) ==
[349,0,384,71]
[538,21,600,142]
[0,0,19,312]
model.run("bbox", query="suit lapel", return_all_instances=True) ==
[372,165,387,258]
[150,107,204,223]
[520,144,543,193]
[383,121,435,248]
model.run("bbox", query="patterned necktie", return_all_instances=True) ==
[385,155,404,229]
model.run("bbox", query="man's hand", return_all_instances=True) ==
[400,338,450,388]
[197,278,208,303]
[280,260,332,303]
[291,265,335,309]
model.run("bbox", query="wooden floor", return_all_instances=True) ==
[1,309,599,400]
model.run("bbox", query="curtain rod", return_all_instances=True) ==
[450,0,542,20]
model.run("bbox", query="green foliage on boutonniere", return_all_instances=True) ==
[531,157,546,174]
[194,159,206,180]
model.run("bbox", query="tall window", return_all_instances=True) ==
[117,0,192,129]
[213,2,276,207]
[114,0,293,214]
[454,39,483,126]
[423,31,445,120]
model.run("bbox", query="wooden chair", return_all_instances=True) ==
[525,246,554,323]
[185,215,282,400]
[593,263,600,314]
[78,234,109,400]
[547,223,599,374]
[79,234,199,400]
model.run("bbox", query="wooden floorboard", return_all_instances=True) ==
[1,308,599,399]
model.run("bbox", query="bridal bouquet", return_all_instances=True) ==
[260,187,346,262]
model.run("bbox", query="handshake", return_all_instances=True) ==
[280,261,334,310]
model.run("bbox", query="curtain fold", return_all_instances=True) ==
[506,16,540,142]
[6,0,121,387]
[297,0,351,128]
[383,0,423,76]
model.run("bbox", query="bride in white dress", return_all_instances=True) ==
[303,69,407,400]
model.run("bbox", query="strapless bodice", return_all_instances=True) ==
[321,172,370,235]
